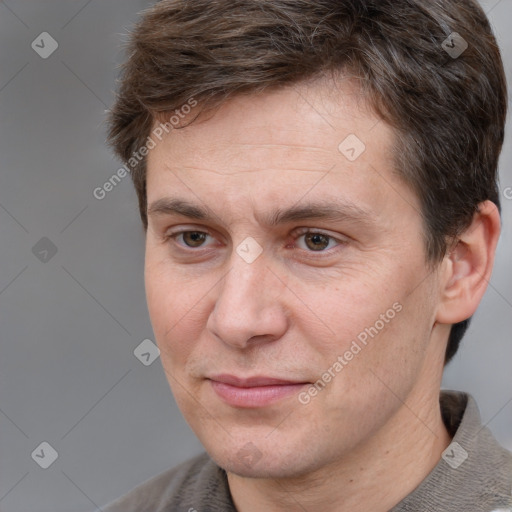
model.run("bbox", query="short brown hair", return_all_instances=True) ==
[107,0,507,364]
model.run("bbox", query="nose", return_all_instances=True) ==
[206,245,288,350]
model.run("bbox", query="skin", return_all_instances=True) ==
[144,76,500,512]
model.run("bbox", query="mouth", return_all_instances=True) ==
[207,374,310,408]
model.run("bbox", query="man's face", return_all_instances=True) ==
[144,78,444,478]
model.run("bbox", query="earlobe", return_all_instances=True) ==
[436,200,500,325]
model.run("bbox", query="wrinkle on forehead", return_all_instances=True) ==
[165,164,334,177]
[163,142,340,177]
[228,143,328,151]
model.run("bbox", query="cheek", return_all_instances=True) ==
[301,266,433,395]
[144,261,206,364]
[300,277,398,353]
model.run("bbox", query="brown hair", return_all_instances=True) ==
[107,0,507,364]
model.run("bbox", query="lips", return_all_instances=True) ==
[208,374,309,408]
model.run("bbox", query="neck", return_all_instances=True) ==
[227,337,452,512]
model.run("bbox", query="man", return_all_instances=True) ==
[103,0,511,510]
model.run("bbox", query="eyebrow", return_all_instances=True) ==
[147,197,374,227]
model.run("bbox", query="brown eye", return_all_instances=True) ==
[304,233,331,251]
[293,229,343,253]
[181,231,208,247]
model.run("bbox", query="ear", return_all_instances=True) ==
[436,200,501,325]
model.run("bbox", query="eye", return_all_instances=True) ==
[165,228,347,255]
[293,229,345,252]
[168,230,214,249]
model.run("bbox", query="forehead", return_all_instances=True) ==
[145,78,419,224]
[149,78,387,164]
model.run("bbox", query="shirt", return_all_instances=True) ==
[103,391,512,512]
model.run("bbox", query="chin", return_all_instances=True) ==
[215,454,305,479]
[204,436,327,480]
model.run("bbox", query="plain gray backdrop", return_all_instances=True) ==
[0,1,511,511]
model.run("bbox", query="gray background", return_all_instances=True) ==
[0,1,510,511]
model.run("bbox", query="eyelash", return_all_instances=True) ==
[164,227,347,256]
